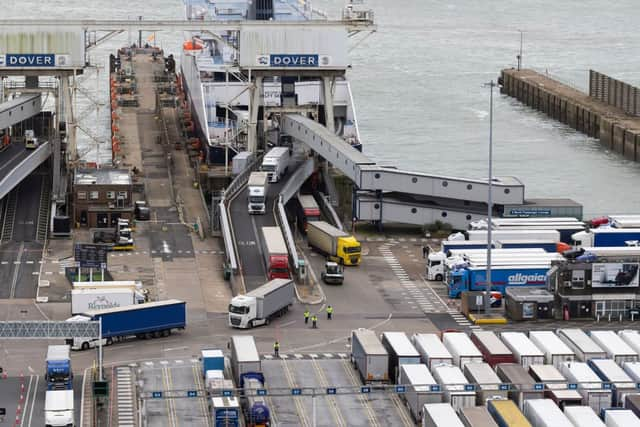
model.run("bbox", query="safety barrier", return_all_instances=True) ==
[317,191,343,231]
[279,158,314,204]
[0,141,51,200]
[276,196,299,275]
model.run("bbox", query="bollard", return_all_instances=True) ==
[597,314,600,323]
[620,313,623,323]
[15,405,20,415]
[19,394,23,402]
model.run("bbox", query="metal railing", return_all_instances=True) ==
[0,141,51,200]
[276,196,299,275]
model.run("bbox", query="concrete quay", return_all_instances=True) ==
[501,68,640,161]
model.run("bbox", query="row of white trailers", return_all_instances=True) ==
[351,328,640,423]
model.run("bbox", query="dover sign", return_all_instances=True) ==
[0,54,72,68]
[256,54,331,68]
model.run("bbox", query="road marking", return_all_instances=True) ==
[163,346,188,352]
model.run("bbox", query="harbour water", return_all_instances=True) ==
[4,0,640,217]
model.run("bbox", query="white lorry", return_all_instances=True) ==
[247,171,269,214]
[71,288,144,315]
[228,279,294,328]
[261,146,291,183]
[24,129,39,149]
[45,390,74,427]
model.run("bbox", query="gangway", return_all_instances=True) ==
[0,94,42,129]
[0,141,52,200]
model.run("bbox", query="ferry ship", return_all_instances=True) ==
[181,0,363,165]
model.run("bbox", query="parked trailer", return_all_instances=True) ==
[467,229,561,243]
[588,358,636,407]
[626,394,640,418]
[564,406,606,427]
[618,330,640,355]
[471,330,515,368]
[495,363,544,410]
[529,331,576,368]
[229,336,261,386]
[422,403,464,427]
[590,330,639,364]
[487,399,532,427]
[442,332,483,369]
[463,362,508,405]
[399,364,440,422]
[603,409,640,427]
[622,361,640,382]
[431,364,476,411]
[351,329,389,383]
[459,406,498,427]
[412,333,453,370]
[528,364,582,409]
[500,332,545,369]
[560,361,612,415]
[524,399,574,427]
[557,329,607,362]
[381,332,421,383]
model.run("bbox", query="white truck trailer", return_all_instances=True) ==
[603,409,640,427]
[71,288,143,315]
[44,390,74,427]
[232,151,255,176]
[351,329,389,383]
[442,332,483,369]
[500,332,545,369]
[588,358,636,407]
[590,330,639,364]
[529,331,576,368]
[524,398,574,427]
[462,361,508,405]
[412,333,453,370]
[560,361,612,415]
[422,403,464,427]
[228,279,294,328]
[247,171,269,214]
[261,146,291,182]
[564,406,606,427]
[380,332,421,383]
[557,329,607,361]
[528,364,583,409]
[431,364,476,411]
[398,364,440,422]
[229,336,261,386]
[619,330,640,355]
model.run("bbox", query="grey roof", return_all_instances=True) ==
[75,169,131,185]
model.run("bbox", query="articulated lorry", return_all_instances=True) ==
[306,220,361,265]
[66,299,186,350]
[261,146,291,183]
[228,278,294,328]
[448,264,550,298]
[71,288,145,315]
[247,171,269,214]
[46,345,73,390]
[261,226,290,280]
[45,389,74,427]
[298,194,321,231]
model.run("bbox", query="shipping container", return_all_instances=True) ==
[487,399,532,427]
[590,331,639,364]
[459,405,499,427]
[442,332,483,369]
[463,362,509,405]
[351,329,389,383]
[588,358,636,407]
[524,398,574,427]
[603,409,640,427]
[422,403,464,427]
[557,329,607,362]
[495,363,544,410]
[229,336,261,386]
[431,364,476,411]
[471,330,515,368]
[412,333,454,369]
[618,330,640,356]
[560,361,612,415]
[625,394,640,419]
[529,331,576,368]
[381,332,421,383]
[399,364,441,422]
[564,406,606,427]
[500,332,545,369]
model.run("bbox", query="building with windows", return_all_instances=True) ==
[73,169,133,228]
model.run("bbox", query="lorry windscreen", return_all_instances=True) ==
[228,305,249,314]
[271,268,289,274]
[249,196,264,203]
[261,165,275,171]
[344,246,361,254]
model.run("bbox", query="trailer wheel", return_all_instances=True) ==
[435,274,443,282]
[162,330,170,337]
[144,332,153,339]
[106,337,113,346]
[153,331,162,338]
[81,342,89,351]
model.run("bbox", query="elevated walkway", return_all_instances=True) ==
[0,95,42,129]
[0,141,51,200]
[281,114,525,205]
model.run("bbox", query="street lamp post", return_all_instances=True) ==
[517,30,524,70]
[484,80,497,315]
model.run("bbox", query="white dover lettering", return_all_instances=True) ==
[8,55,54,66]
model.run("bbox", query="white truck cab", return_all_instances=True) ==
[24,129,39,149]
[426,251,447,281]
[247,171,269,214]
[261,146,291,183]
[228,295,255,329]
[45,390,74,426]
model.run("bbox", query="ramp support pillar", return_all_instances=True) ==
[247,75,263,154]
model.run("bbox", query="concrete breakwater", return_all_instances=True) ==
[500,69,640,161]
